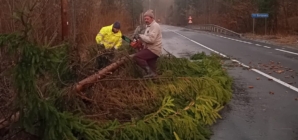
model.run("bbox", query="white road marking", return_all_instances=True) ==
[189,40,227,58]
[263,46,271,48]
[242,41,252,44]
[212,34,253,44]
[202,32,273,49]
[182,28,296,57]
[236,40,250,44]
[252,69,298,92]
[231,59,249,68]
[227,38,246,43]
[244,42,253,44]
[173,31,227,57]
[171,30,298,93]
[275,49,298,56]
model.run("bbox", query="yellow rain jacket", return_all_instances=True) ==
[95,24,122,50]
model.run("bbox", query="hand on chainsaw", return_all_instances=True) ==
[111,47,118,51]
[130,39,144,50]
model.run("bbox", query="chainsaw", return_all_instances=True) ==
[122,35,144,50]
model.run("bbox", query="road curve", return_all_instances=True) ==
[161,25,298,140]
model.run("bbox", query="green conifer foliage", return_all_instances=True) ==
[0,35,232,140]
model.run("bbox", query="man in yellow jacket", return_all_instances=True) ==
[95,21,122,50]
[95,22,122,69]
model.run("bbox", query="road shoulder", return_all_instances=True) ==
[211,61,298,140]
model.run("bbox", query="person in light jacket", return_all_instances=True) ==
[133,9,162,78]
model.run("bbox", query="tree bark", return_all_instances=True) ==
[61,0,69,41]
[0,112,20,129]
[75,55,134,93]
[273,0,279,34]
[281,0,289,32]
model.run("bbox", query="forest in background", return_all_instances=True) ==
[0,0,143,61]
[2,0,297,46]
[150,0,298,35]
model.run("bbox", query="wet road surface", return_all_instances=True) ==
[161,25,298,140]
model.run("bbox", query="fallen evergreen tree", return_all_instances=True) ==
[0,1,233,139]
[0,32,232,139]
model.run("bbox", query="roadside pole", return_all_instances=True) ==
[253,18,255,35]
[265,18,267,35]
[61,0,69,41]
[251,13,269,36]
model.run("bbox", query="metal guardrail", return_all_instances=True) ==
[186,24,242,38]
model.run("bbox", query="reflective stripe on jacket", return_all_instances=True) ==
[95,24,122,49]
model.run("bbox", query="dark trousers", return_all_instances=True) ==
[96,44,115,69]
[133,49,158,73]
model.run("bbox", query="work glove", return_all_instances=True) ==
[109,47,118,53]
[138,34,144,40]
[134,34,140,39]
[97,43,105,50]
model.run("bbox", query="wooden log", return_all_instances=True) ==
[0,112,20,129]
[75,54,135,93]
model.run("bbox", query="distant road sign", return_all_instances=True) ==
[251,13,269,18]
[251,13,269,35]
[188,16,192,24]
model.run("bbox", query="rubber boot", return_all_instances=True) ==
[143,66,157,78]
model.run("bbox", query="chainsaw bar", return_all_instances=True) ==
[122,35,144,49]
[122,35,132,43]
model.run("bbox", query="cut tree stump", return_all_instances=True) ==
[75,54,135,93]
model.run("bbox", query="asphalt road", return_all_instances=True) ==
[161,25,298,140]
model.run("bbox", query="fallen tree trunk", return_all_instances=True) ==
[75,54,134,93]
[0,55,134,130]
[0,112,20,129]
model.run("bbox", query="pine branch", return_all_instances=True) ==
[1,29,232,140]
[75,56,132,92]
